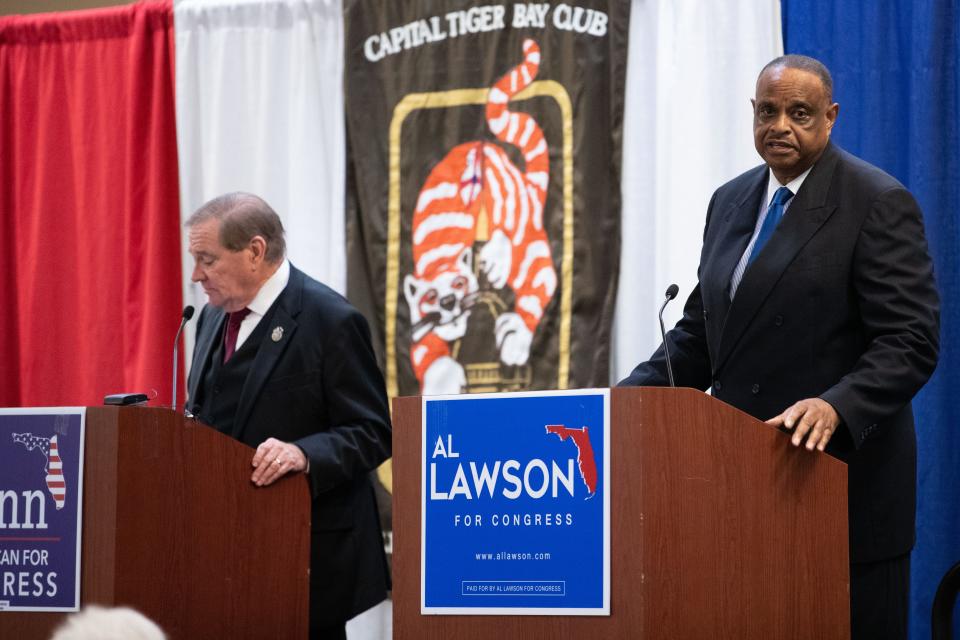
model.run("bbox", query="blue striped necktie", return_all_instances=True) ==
[748,186,794,265]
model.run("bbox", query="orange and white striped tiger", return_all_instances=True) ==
[404,39,556,395]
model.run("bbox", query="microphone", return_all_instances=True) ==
[172,305,195,412]
[659,285,679,387]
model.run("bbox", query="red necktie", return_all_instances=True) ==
[223,308,251,363]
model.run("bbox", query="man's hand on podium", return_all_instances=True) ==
[765,398,840,452]
[251,437,308,486]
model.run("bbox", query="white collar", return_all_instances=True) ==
[765,164,814,205]
[247,259,290,316]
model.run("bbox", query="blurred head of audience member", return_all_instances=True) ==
[50,605,166,640]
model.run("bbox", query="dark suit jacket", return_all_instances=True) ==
[621,142,940,563]
[186,264,392,626]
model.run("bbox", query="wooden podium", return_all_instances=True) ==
[0,407,310,639]
[393,387,850,639]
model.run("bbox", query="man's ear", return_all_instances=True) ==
[248,235,268,266]
[825,102,839,134]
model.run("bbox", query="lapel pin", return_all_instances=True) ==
[271,326,284,342]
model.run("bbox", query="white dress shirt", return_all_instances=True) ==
[235,259,290,350]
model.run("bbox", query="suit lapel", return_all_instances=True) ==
[231,266,303,441]
[700,166,767,353]
[714,144,840,371]
[187,306,225,407]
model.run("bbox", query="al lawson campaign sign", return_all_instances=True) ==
[0,408,85,612]
[422,389,609,614]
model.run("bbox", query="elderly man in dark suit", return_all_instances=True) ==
[620,55,939,640]
[184,192,391,640]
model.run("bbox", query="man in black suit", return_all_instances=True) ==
[184,192,391,640]
[620,55,939,639]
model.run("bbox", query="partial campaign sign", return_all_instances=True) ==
[422,390,609,615]
[0,408,85,612]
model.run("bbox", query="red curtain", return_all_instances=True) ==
[0,1,182,407]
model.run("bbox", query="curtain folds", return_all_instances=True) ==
[0,0,182,407]
[174,0,347,368]
[611,0,783,381]
[782,2,960,637]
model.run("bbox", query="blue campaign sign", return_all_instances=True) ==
[0,409,85,612]
[421,389,609,615]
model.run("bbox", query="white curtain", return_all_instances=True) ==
[175,0,347,365]
[612,0,784,382]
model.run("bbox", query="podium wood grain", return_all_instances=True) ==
[393,387,849,640]
[0,407,310,639]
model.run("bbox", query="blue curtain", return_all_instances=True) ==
[783,1,960,637]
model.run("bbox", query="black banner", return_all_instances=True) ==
[345,1,630,398]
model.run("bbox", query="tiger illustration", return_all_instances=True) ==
[404,39,556,395]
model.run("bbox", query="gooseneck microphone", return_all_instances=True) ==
[172,305,195,412]
[659,285,679,388]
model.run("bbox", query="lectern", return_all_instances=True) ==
[0,407,310,639]
[393,387,850,639]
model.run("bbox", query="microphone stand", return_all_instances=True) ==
[658,285,679,387]
[172,306,195,412]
